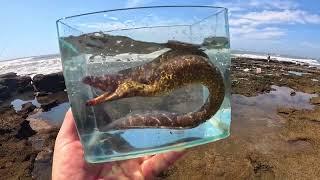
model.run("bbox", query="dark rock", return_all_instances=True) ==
[0,78,17,91]
[290,91,296,96]
[0,104,13,113]
[36,91,68,105]
[18,102,36,114]
[0,128,12,135]
[32,149,53,180]
[34,92,51,97]
[0,85,10,100]
[0,73,32,100]
[277,108,296,115]
[16,76,33,93]
[0,102,38,179]
[15,120,36,139]
[0,72,18,78]
[40,100,58,111]
[28,117,58,134]
[32,72,66,93]
[310,97,320,105]
[0,73,31,91]
[0,106,23,132]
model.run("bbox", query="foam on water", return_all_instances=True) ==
[233,53,320,67]
[0,56,62,78]
[1,52,319,77]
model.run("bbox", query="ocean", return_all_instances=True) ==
[0,52,319,77]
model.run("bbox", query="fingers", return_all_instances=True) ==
[98,160,139,180]
[119,160,144,180]
[141,151,185,179]
[56,108,79,142]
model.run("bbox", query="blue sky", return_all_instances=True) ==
[0,0,319,60]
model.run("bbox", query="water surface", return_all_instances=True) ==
[231,85,317,154]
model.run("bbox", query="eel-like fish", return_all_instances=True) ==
[82,40,225,129]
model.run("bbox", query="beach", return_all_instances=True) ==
[0,54,319,179]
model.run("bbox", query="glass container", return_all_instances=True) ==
[56,6,231,163]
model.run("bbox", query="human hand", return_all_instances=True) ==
[52,109,184,180]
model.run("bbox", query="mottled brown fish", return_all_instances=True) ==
[82,40,225,129]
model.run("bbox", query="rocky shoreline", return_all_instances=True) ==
[162,57,320,179]
[0,57,319,179]
[0,72,67,180]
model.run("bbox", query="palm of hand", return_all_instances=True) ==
[52,110,184,180]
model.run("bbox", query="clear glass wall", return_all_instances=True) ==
[57,6,230,163]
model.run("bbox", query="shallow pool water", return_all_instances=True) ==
[29,102,70,125]
[11,98,41,111]
[231,85,317,154]
[288,71,310,76]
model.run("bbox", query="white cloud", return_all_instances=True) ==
[235,10,320,26]
[213,0,298,13]
[229,8,320,41]
[248,0,298,10]
[231,26,286,40]
[301,42,320,49]
[125,0,155,8]
[212,0,320,57]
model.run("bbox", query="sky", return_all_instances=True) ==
[0,0,319,60]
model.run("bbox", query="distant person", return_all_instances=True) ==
[52,109,185,180]
[267,54,271,63]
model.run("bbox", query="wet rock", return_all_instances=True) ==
[0,104,13,114]
[15,120,36,139]
[0,72,17,79]
[28,117,58,134]
[248,154,275,179]
[40,100,58,111]
[0,84,10,100]
[0,99,39,179]
[18,102,36,115]
[28,136,46,151]
[16,76,33,93]
[34,91,51,97]
[202,36,229,49]
[29,127,57,180]
[36,91,68,105]
[32,148,53,180]
[64,33,164,56]
[0,106,24,133]
[0,73,32,101]
[32,72,66,93]
[85,39,105,49]
[310,97,320,105]
[35,148,53,162]
[290,91,296,96]
[287,138,314,152]
[277,108,296,115]
[0,73,32,91]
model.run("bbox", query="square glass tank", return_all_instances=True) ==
[56,6,231,163]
